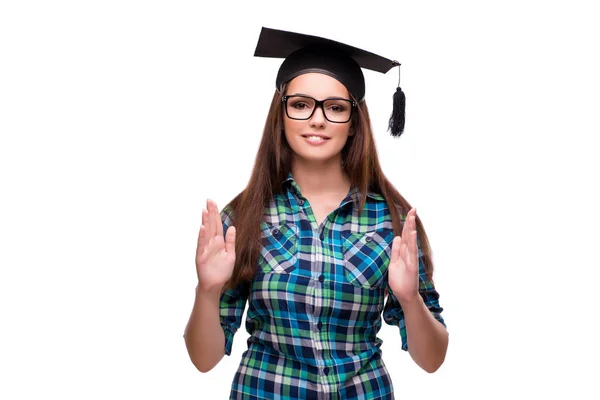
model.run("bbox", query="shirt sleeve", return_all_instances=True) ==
[220,282,249,356]
[219,205,250,356]
[383,239,446,351]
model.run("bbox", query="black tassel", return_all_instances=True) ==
[388,86,405,137]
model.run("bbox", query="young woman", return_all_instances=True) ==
[184,27,449,399]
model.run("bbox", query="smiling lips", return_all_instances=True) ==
[302,135,330,145]
[302,133,330,144]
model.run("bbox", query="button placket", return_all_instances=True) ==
[309,223,329,391]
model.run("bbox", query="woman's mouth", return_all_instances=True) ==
[302,134,330,145]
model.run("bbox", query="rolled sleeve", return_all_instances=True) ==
[218,205,249,356]
[383,242,446,351]
[219,284,248,355]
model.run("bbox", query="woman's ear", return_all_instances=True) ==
[348,118,357,136]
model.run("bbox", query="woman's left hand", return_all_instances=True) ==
[388,208,420,304]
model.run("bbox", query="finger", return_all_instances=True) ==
[212,200,224,238]
[408,229,418,269]
[225,225,236,255]
[400,239,409,264]
[209,199,223,238]
[390,236,402,265]
[407,214,417,240]
[405,209,417,240]
[408,207,417,222]
[401,208,413,239]
[198,210,209,251]
[410,212,418,258]
[409,214,417,234]
[207,199,216,237]
[201,207,208,231]
[197,224,208,256]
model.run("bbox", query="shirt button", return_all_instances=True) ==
[323,367,330,375]
[297,198,305,206]
[272,228,280,237]
[318,274,325,282]
[317,321,323,330]
[365,236,373,242]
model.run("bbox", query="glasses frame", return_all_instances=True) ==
[282,95,356,123]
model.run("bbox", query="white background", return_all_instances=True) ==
[1,0,599,399]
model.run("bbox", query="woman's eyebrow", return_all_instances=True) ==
[288,93,348,99]
[287,92,311,97]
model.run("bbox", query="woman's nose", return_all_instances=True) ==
[309,104,327,127]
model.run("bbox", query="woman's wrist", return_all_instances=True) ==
[398,293,424,312]
[195,283,224,300]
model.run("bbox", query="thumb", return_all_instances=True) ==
[225,226,236,255]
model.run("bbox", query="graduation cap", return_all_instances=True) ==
[254,26,406,137]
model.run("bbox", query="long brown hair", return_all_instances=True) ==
[224,87,435,290]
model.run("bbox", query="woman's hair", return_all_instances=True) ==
[224,86,435,290]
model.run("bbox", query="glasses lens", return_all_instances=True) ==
[323,99,352,123]
[286,96,316,120]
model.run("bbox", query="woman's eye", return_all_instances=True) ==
[328,104,346,113]
[292,102,309,110]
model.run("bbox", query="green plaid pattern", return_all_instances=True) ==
[219,173,445,399]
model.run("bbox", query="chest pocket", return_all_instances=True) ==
[259,223,298,274]
[342,229,394,289]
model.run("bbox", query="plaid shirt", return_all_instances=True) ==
[219,173,445,400]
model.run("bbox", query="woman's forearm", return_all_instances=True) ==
[401,296,449,373]
[183,286,225,373]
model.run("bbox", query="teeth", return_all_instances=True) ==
[306,136,326,141]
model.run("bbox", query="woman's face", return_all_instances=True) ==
[283,73,354,165]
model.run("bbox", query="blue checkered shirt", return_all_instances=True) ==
[219,173,445,399]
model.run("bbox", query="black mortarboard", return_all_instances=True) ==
[254,27,406,137]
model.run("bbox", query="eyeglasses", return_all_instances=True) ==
[282,95,356,123]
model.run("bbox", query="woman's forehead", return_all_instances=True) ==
[285,73,350,98]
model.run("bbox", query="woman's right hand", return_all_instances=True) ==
[195,199,236,294]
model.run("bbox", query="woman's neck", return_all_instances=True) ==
[291,156,351,198]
